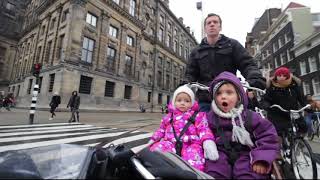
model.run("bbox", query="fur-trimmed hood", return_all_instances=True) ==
[266,73,301,88]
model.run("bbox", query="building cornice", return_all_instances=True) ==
[106,0,145,30]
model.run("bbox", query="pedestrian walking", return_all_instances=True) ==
[49,92,61,120]
[67,91,80,122]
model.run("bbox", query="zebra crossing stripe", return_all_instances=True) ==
[0,122,81,129]
[0,126,107,138]
[0,123,153,153]
[0,124,94,133]
[103,133,153,148]
[0,131,128,152]
[0,128,121,144]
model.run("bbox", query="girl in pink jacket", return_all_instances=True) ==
[148,85,219,171]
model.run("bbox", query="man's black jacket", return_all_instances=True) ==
[185,35,266,103]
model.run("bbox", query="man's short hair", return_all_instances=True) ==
[204,13,222,27]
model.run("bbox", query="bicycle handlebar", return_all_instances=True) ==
[186,82,209,91]
[240,81,266,94]
[270,104,311,113]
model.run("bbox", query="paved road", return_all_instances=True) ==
[0,122,153,153]
[1,108,320,178]
[0,108,163,132]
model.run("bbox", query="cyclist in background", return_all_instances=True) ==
[261,67,307,137]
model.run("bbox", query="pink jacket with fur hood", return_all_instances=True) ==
[151,102,215,146]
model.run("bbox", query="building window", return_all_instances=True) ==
[158,93,162,104]
[106,46,116,71]
[81,37,94,63]
[127,35,134,46]
[300,61,307,75]
[287,50,293,61]
[303,82,311,95]
[157,57,162,68]
[16,85,20,97]
[278,37,284,48]
[157,71,162,87]
[125,55,133,75]
[173,40,177,52]
[112,0,120,4]
[179,45,183,56]
[50,17,56,30]
[48,73,55,92]
[160,15,164,24]
[61,9,68,22]
[86,12,97,27]
[5,2,15,10]
[45,41,52,63]
[174,29,177,36]
[105,81,115,97]
[308,56,317,73]
[184,49,188,59]
[124,85,132,99]
[27,79,33,94]
[158,28,163,42]
[173,77,177,89]
[129,0,136,16]
[109,25,118,38]
[168,23,172,31]
[285,33,291,43]
[36,46,42,62]
[166,35,171,47]
[312,77,320,95]
[79,75,93,94]
[41,25,46,35]
[57,35,65,60]
[148,92,152,103]
[38,77,43,93]
[148,75,152,85]
[166,74,170,90]
[280,52,286,65]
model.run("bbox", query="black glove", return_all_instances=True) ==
[247,77,266,90]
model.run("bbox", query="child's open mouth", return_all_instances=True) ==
[222,102,228,107]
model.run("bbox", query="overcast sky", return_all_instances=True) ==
[169,0,320,45]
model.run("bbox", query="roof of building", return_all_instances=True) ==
[285,2,306,10]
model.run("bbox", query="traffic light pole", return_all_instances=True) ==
[29,74,39,124]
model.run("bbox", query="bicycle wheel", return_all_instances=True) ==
[291,138,317,179]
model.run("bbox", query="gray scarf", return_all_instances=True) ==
[211,101,254,147]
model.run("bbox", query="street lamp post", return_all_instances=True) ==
[196,1,204,39]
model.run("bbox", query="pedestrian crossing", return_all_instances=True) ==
[0,123,153,153]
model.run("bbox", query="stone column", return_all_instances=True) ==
[67,0,87,62]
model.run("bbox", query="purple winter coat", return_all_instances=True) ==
[205,72,279,179]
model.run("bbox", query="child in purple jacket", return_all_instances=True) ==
[148,85,219,171]
[205,72,279,179]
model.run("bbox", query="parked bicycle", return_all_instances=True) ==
[270,104,317,179]
[309,111,320,141]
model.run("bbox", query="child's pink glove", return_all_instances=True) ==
[203,140,219,161]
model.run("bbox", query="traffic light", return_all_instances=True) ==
[32,63,42,76]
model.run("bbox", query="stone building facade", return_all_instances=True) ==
[8,0,198,112]
[247,2,314,79]
[0,0,30,93]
